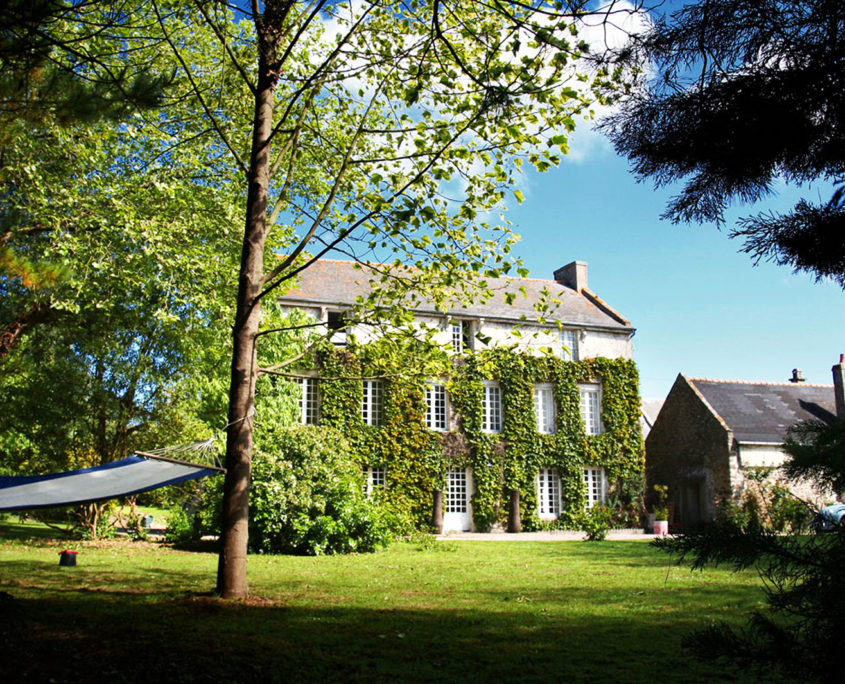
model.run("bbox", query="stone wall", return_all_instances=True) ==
[645,375,733,527]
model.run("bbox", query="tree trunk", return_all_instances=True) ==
[507,488,521,533]
[0,302,57,361]
[432,489,443,533]
[216,45,277,599]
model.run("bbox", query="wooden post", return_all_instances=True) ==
[432,489,443,533]
[507,488,521,533]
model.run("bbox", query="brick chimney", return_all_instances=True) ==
[554,261,587,292]
[833,354,845,419]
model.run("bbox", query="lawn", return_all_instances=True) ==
[0,521,784,683]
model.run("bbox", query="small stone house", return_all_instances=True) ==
[646,358,845,528]
[276,259,643,532]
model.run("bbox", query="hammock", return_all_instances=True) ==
[0,443,225,512]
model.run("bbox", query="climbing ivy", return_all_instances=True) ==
[299,341,643,531]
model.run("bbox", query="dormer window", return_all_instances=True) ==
[451,319,473,353]
[327,310,347,346]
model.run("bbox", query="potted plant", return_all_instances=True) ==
[652,484,669,535]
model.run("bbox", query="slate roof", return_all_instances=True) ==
[278,259,634,333]
[640,398,665,439]
[688,377,836,444]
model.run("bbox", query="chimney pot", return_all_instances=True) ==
[790,368,805,383]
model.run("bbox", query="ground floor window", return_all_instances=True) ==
[537,467,561,518]
[583,466,606,508]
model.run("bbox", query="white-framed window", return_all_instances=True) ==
[583,466,606,508]
[482,381,502,433]
[361,379,384,426]
[533,383,555,434]
[451,319,473,353]
[425,381,449,431]
[560,329,579,361]
[579,383,602,435]
[363,466,387,495]
[537,467,561,518]
[296,377,319,425]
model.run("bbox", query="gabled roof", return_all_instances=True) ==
[278,259,634,333]
[687,377,836,444]
[640,398,665,438]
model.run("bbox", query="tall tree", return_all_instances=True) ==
[600,0,845,286]
[0,10,247,527]
[148,0,639,597]
[0,0,178,357]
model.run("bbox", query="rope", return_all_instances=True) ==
[221,407,255,433]
[139,408,255,471]
[144,437,221,468]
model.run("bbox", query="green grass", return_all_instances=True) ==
[0,523,784,683]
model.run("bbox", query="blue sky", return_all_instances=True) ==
[506,127,845,400]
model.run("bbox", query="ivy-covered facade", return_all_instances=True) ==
[280,259,644,532]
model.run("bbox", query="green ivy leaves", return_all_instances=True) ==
[310,344,643,532]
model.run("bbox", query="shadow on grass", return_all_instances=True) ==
[0,520,73,542]
[0,538,782,683]
[0,591,783,684]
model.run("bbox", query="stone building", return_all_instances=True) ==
[276,259,642,532]
[645,359,844,529]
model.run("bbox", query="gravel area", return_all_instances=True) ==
[436,529,663,541]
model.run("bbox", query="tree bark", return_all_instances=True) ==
[507,488,521,533]
[432,489,443,533]
[0,302,57,360]
[216,38,277,599]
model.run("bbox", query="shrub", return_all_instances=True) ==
[166,506,203,544]
[250,426,394,555]
[582,504,613,541]
[768,482,810,533]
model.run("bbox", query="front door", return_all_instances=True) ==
[443,467,471,532]
[682,481,704,529]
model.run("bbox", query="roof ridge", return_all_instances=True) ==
[689,377,834,389]
[309,258,582,286]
